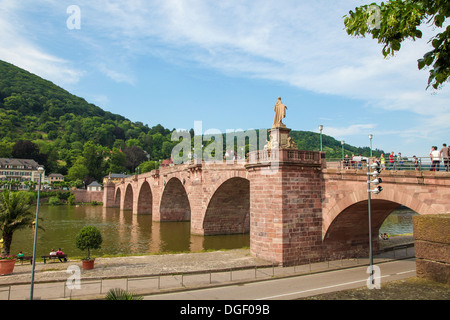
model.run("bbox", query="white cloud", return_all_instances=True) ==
[325,124,377,138]
[0,0,84,85]
[98,63,135,85]
[82,0,448,121]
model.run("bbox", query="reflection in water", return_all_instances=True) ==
[9,205,413,258]
[379,208,417,235]
[10,206,249,258]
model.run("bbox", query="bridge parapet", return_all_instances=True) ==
[247,149,324,167]
[323,167,450,186]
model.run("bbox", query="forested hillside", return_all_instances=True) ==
[0,60,382,187]
[0,60,178,186]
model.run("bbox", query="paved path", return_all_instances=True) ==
[143,258,417,300]
[0,249,270,286]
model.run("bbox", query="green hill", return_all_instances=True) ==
[0,60,382,187]
[0,60,177,185]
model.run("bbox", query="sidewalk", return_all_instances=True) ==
[0,237,415,300]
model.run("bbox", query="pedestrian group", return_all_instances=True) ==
[342,143,449,172]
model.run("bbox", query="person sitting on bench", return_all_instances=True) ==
[56,248,67,262]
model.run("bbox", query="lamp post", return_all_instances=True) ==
[341,140,345,168]
[367,160,382,288]
[319,125,323,152]
[369,134,373,157]
[30,165,44,300]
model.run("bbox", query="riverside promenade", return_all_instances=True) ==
[0,236,414,300]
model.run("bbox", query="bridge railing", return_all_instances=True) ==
[170,149,324,167]
[247,149,323,165]
[326,156,449,172]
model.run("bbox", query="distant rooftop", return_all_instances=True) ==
[87,181,102,187]
[0,158,42,169]
[49,173,64,177]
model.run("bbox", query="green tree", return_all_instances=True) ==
[83,141,105,181]
[137,160,158,173]
[123,145,147,172]
[67,156,89,182]
[0,141,12,157]
[344,0,450,89]
[75,225,102,260]
[0,191,40,255]
[106,148,127,174]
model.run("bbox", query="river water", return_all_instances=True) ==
[8,205,416,258]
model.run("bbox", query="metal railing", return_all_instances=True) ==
[326,156,450,172]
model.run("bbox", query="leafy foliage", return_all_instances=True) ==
[105,288,143,300]
[75,225,103,260]
[0,190,39,255]
[344,0,450,89]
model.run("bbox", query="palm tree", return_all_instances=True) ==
[0,190,40,255]
[105,288,143,300]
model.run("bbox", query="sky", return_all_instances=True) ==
[0,0,449,158]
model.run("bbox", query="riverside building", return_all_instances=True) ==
[0,158,45,190]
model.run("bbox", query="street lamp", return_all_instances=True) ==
[369,134,373,157]
[341,140,345,165]
[30,165,44,300]
[319,125,323,152]
[366,160,382,289]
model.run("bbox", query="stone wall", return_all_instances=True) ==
[413,214,450,285]
[72,189,103,203]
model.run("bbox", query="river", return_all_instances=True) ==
[8,205,416,258]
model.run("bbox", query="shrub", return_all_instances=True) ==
[48,196,61,206]
[67,194,75,206]
[105,288,143,300]
[75,225,102,260]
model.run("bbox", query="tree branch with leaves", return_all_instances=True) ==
[344,0,449,89]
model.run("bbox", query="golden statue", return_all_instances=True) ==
[272,97,287,128]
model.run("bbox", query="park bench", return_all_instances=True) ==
[41,254,67,263]
[17,256,33,265]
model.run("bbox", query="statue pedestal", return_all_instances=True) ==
[265,126,297,150]
[269,127,291,149]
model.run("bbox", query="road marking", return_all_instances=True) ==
[256,271,414,300]
[396,270,415,275]
[256,279,366,300]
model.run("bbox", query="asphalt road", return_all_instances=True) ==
[144,258,416,300]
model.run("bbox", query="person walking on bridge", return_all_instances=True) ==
[440,143,449,172]
[430,146,441,171]
[388,151,395,170]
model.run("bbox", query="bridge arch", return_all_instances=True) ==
[203,177,250,235]
[323,185,442,240]
[323,199,401,252]
[322,185,440,256]
[160,177,191,221]
[114,187,121,207]
[137,180,152,214]
[123,183,134,211]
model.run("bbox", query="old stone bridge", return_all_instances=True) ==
[103,149,450,266]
